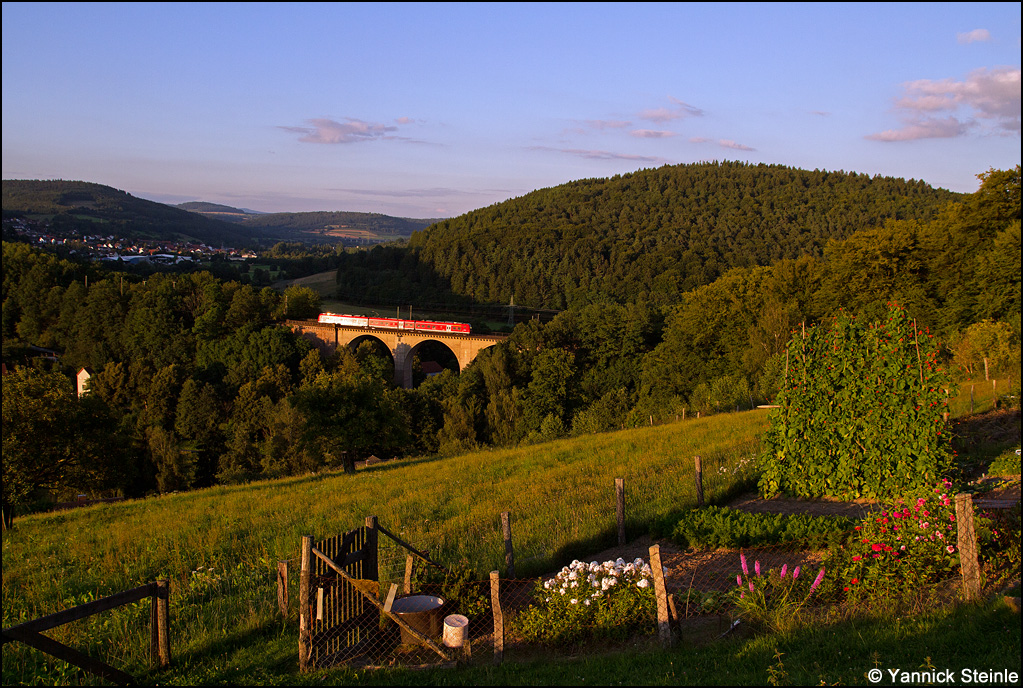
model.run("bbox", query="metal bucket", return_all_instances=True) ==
[390,595,445,645]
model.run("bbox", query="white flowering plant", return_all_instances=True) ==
[514,557,657,644]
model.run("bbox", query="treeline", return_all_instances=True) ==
[335,161,960,310]
[1,167,1018,521]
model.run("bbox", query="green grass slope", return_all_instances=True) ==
[2,411,765,685]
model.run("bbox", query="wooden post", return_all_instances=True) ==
[694,456,704,507]
[615,478,626,546]
[277,561,289,617]
[155,579,170,668]
[404,553,415,594]
[955,494,981,602]
[364,516,379,582]
[501,511,515,579]
[490,571,503,664]
[298,535,313,672]
[993,379,998,408]
[971,384,975,414]
[648,545,673,647]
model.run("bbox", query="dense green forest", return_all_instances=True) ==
[2,180,258,247]
[341,161,960,310]
[2,165,1019,525]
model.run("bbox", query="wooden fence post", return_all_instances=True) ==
[694,456,704,507]
[501,511,515,579]
[298,535,313,672]
[155,580,170,668]
[277,561,289,617]
[490,571,503,664]
[648,544,674,647]
[404,553,415,594]
[364,515,379,582]
[615,478,626,546]
[955,494,981,601]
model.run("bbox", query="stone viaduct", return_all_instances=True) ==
[286,320,509,388]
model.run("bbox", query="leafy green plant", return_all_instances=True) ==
[732,553,825,634]
[759,305,956,500]
[669,506,855,550]
[514,558,656,644]
[411,560,490,619]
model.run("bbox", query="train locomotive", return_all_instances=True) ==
[317,312,471,334]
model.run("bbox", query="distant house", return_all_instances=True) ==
[77,367,93,397]
[420,361,445,378]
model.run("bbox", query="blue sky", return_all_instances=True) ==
[3,2,1020,218]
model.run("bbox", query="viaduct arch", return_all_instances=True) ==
[287,320,509,388]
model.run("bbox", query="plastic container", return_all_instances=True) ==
[442,613,469,648]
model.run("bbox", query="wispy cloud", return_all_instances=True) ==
[528,145,669,164]
[867,66,1021,141]
[957,29,991,44]
[689,137,757,151]
[631,129,677,138]
[638,96,704,123]
[280,117,411,144]
[583,119,632,130]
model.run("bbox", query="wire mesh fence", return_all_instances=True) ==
[281,484,1018,672]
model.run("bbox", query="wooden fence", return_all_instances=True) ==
[1,580,170,686]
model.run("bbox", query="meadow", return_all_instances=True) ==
[1,379,1017,685]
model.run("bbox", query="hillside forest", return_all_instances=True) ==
[2,163,1020,523]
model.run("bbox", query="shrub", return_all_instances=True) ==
[759,305,956,500]
[514,558,656,644]
[669,506,855,550]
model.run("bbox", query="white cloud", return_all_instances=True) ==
[689,137,756,151]
[866,117,968,142]
[280,117,408,144]
[638,97,704,123]
[868,66,1021,141]
[957,29,991,44]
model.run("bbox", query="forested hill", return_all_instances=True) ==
[2,180,259,247]
[406,161,960,309]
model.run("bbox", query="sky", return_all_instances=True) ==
[2,2,1020,218]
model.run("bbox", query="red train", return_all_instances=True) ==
[317,312,471,334]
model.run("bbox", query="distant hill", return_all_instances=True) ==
[237,210,443,243]
[3,180,261,247]
[402,161,962,309]
[176,201,265,222]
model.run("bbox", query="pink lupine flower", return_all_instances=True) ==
[755,560,761,577]
[780,564,788,578]
[792,566,800,580]
[810,567,825,593]
[740,552,748,575]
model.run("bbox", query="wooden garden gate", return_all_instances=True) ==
[299,516,379,669]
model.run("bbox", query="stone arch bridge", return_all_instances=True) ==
[287,320,508,388]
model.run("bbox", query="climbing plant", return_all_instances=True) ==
[758,304,956,500]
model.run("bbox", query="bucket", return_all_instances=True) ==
[443,614,469,648]
[390,595,445,645]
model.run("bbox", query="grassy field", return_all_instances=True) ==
[2,381,1018,686]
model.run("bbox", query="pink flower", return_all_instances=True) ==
[740,553,748,576]
[755,560,761,577]
[780,564,788,578]
[793,567,800,580]
[810,567,825,593]
[737,574,742,587]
